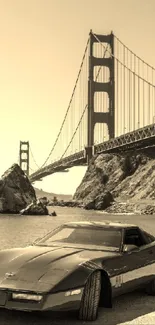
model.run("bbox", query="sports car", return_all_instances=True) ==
[0,221,155,321]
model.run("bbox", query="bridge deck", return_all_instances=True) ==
[29,123,155,182]
[30,151,87,182]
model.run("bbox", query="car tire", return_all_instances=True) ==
[78,270,101,321]
[146,279,155,295]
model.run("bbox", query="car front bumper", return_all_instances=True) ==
[0,288,84,312]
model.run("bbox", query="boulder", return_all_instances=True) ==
[49,211,57,216]
[84,200,95,210]
[20,199,49,215]
[84,191,113,210]
[38,196,49,206]
[141,205,155,215]
[0,164,36,213]
[95,191,114,210]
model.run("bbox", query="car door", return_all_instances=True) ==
[137,230,155,283]
[118,227,155,294]
[107,227,155,297]
[104,227,145,296]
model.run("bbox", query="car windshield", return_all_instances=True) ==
[37,226,122,251]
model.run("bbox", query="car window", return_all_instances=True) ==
[142,231,155,244]
[123,228,147,247]
[37,226,122,250]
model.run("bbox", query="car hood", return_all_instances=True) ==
[0,245,119,292]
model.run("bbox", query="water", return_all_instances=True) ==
[1,207,155,325]
[1,207,155,250]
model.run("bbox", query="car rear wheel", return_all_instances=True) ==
[78,270,101,321]
[146,279,155,295]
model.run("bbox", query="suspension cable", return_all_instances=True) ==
[92,33,155,88]
[29,145,40,169]
[60,43,109,158]
[61,104,88,158]
[29,166,35,172]
[114,34,155,71]
[38,36,90,169]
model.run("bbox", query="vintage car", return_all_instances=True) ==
[0,221,155,321]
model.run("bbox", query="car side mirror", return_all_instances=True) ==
[123,244,138,253]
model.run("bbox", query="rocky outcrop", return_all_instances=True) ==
[20,199,49,215]
[48,200,83,208]
[38,197,49,206]
[106,201,155,215]
[73,150,155,211]
[49,210,57,216]
[0,164,36,213]
[84,191,114,210]
[141,205,155,215]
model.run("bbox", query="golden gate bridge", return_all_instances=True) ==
[18,30,155,182]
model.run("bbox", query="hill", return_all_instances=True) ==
[34,187,72,202]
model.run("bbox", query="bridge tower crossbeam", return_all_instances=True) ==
[85,31,115,162]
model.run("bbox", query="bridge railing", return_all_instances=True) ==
[94,123,155,154]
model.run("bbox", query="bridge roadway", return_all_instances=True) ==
[29,123,155,182]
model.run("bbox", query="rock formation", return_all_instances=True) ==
[20,199,49,215]
[38,196,49,206]
[49,210,57,216]
[0,164,36,213]
[73,149,155,211]
[48,199,82,208]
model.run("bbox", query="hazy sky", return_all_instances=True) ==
[0,0,155,194]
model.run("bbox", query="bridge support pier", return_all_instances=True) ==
[85,30,115,163]
[19,141,29,176]
[85,146,94,163]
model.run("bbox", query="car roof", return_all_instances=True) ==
[63,221,138,229]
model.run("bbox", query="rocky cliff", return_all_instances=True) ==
[73,149,155,212]
[0,164,36,213]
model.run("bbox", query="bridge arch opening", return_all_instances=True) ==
[93,42,111,59]
[94,92,109,113]
[94,66,110,83]
[94,123,109,145]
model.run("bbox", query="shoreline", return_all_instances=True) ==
[48,199,155,215]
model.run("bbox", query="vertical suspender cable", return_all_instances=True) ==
[116,39,119,136]
[127,49,129,133]
[138,59,140,128]
[148,69,150,125]
[129,51,131,132]
[152,68,153,124]
[133,54,136,130]
[119,42,122,134]
[147,64,149,124]
[123,46,125,135]
[143,61,145,127]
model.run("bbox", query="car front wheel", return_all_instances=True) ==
[78,270,101,321]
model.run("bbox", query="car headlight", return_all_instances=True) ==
[12,293,43,302]
[65,289,82,297]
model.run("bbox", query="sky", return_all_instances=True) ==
[0,0,155,195]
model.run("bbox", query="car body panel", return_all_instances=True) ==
[0,288,84,312]
[0,245,119,292]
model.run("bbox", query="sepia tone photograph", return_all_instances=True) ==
[0,0,155,324]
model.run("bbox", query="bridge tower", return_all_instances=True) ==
[19,141,29,176]
[86,30,115,162]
